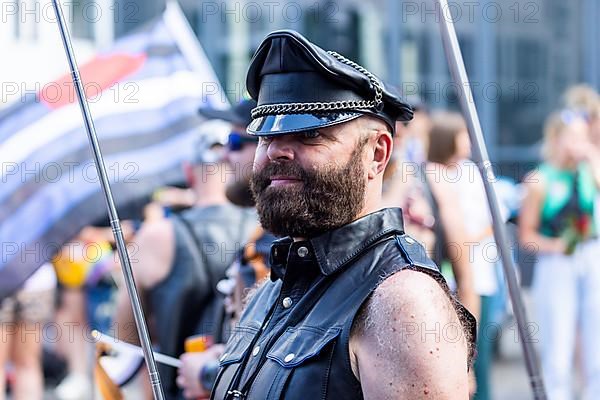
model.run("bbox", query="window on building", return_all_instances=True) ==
[12,0,39,40]
[516,39,544,81]
[497,38,547,147]
[457,33,474,79]
[303,2,359,61]
[71,0,94,40]
[552,3,570,38]
[417,31,429,79]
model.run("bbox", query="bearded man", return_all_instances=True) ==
[211,30,476,400]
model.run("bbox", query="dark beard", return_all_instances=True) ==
[250,143,367,238]
[226,176,255,207]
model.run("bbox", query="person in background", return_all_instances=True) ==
[397,98,432,165]
[382,105,480,320]
[427,111,503,400]
[382,100,436,251]
[589,100,600,149]
[112,112,257,398]
[52,224,132,400]
[580,94,600,287]
[53,254,92,400]
[563,84,599,132]
[563,85,600,230]
[0,263,56,400]
[519,109,600,399]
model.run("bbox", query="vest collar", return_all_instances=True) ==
[269,208,405,281]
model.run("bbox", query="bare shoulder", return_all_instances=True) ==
[522,169,545,194]
[377,268,452,306]
[425,170,454,205]
[353,269,462,340]
[129,217,175,287]
[350,269,470,399]
[136,218,174,245]
[519,170,546,214]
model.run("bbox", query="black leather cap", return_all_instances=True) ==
[246,30,413,136]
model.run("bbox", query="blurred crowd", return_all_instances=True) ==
[1,83,600,400]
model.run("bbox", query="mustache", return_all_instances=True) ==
[253,161,309,189]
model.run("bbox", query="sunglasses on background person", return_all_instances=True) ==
[228,132,259,151]
[560,108,590,125]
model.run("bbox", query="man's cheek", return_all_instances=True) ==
[253,151,269,174]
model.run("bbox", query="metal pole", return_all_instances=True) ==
[50,1,165,399]
[434,1,547,399]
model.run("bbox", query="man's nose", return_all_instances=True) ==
[266,136,295,161]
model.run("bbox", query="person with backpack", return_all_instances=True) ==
[111,120,257,398]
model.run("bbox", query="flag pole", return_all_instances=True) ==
[434,1,546,398]
[50,1,165,399]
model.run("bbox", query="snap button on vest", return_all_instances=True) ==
[282,297,293,308]
[284,353,295,362]
[252,346,260,356]
[297,246,309,257]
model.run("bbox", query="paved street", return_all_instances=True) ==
[492,333,532,400]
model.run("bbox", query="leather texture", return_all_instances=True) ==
[211,208,471,400]
[245,30,413,135]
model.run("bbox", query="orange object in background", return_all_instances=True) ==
[95,342,124,400]
[184,335,213,353]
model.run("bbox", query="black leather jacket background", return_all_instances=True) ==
[212,208,474,400]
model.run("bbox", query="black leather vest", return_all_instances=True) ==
[211,208,460,400]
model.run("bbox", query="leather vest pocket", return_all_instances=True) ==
[212,325,261,400]
[244,326,342,400]
[266,326,341,367]
[219,325,261,366]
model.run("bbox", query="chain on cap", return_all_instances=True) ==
[251,51,384,119]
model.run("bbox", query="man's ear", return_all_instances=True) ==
[369,132,393,179]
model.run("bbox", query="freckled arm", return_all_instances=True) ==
[351,270,470,400]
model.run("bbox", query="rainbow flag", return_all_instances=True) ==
[0,5,226,298]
